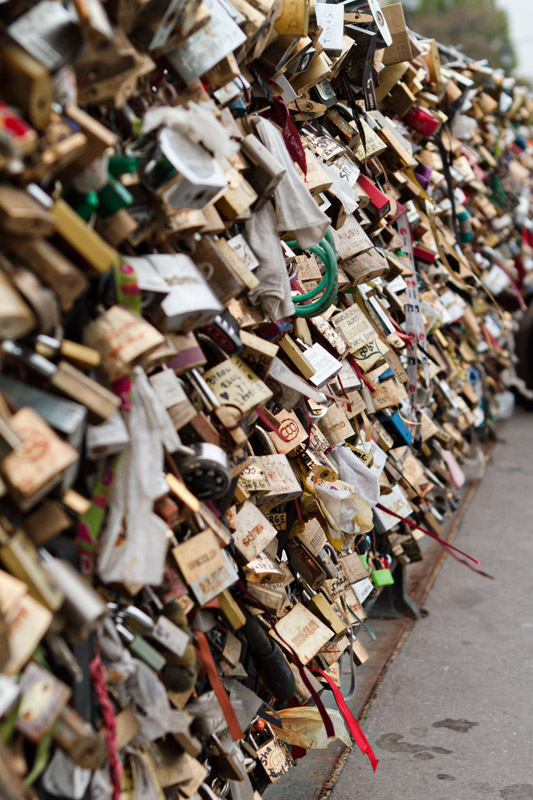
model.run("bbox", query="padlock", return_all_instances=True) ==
[247,721,295,781]
[209,734,245,782]
[40,550,108,637]
[53,705,107,769]
[1,341,120,422]
[176,443,232,501]
[116,622,168,671]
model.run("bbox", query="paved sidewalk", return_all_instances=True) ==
[329,410,533,800]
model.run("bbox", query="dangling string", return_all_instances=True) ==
[337,374,352,412]
[375,503,483,566]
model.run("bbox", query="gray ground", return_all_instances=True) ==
[328,410,533,800]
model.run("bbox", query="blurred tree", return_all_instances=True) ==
[406,0,517,71]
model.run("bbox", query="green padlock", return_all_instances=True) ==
[371,568,395,588]
[117,623,167,672]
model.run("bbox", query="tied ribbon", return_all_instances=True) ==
[237,580,335,739]
[347,355,376,394]
[375,503,482,566]
[311,669,379,772]
[90,650,122,800]
[194,629,243,742]
[264,98,307,176]
[255,408,290,442]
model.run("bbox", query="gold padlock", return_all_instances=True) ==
[248,722,295,782]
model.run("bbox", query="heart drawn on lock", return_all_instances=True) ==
[220,391,230,400]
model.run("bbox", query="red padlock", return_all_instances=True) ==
[403,106,441,137]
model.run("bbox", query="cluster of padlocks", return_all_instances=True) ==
[0,1,531,798]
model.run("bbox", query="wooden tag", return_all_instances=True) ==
[331,215,373,261]
[270,603,333,664]
[203,355,272,414]
[239,460,271,500]
[339,553,370,584]
[3,593,52,676]
[1,408,78,505]
[0,268,36,340]
[294,518,327,556]
[189,550,238,605]
[317,636,349,665]
[307,594,346,637]
[317,403,354,445]
[244,553,285,584]
[352,638,370,665]
[255,454,302,506]
[295,253,322,281]
[256,736,294,781]
[233,501,278,562]
[239,329,278,379]
[322,571,352,602]
[351,336,390,371]
[267,410,307,454]
[16,662,71,741]
[265,511,287,532]
[172,529,224,584]
[373,484,412,531]
[149,369,196,430]
[332,305,376,352]
[84,305,165,381]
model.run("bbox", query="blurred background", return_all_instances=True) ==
[397,0,533,82]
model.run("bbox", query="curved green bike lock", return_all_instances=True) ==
[289,230,339,318]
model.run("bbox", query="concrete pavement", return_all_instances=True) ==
[328,410,533,800]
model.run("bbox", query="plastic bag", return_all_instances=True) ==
[254,116,330,247]
[97,367,180,586]
[461,443,486,483]
[331,445,380,508]
[245,202,295,320]
[142,101,238,160]
[307,476,374,550]
[269,707,352,749]
[493,389,516,420]
[96,620,192,743]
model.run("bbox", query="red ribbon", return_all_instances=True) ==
[375,503,482,565]
[348,355,376,393]
[237,580,335,739]
[255,407,290,442]
[311,668,379,772]
[194,629,244,742]
[264,98,307,176]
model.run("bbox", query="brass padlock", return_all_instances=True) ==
[209,733,245,782]
[248,721,295,782]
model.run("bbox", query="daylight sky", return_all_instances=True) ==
[494,0,533,79]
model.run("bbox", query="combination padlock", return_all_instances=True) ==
[176,442,232,501]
